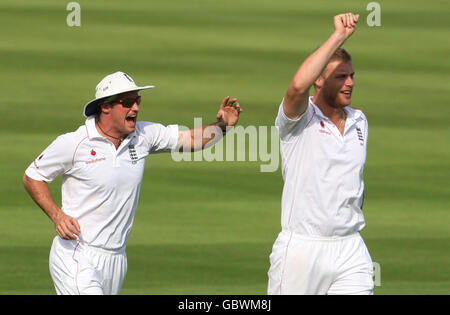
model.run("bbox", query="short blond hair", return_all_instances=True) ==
[329,48,352,63]
[313,48,352,89]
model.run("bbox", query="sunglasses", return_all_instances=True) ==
[110,96,141,108]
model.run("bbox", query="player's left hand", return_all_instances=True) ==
[216,96,242,129]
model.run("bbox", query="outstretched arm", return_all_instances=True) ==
[284,13,359,119]
[178,96,242,151]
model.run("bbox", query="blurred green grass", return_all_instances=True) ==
[0,0,449,294]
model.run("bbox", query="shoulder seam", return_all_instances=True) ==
[305,105,316,128]
[72,136,89,167]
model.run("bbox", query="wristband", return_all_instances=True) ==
[215,122,228,135]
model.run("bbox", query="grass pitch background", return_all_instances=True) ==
[0,0,449,294]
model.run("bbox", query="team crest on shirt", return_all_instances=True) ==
[356,127,364,146]
[129,145,138,164]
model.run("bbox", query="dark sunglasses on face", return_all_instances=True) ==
[111,96,141,107]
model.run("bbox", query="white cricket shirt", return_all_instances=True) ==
[25,116,179,250]
[275,97,368,237]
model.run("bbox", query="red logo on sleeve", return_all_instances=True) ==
[34,155,44,169]
[91,149,96,156]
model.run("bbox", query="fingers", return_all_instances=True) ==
[223,96,238,107]
[71,217,81,235]
[221,96,241,111]
[219,96,242,118]
[345,14,350,27]
[336,12,359,27]
[216,96,243,128]
[55,214,80,240]
[350,13,359,26]
[234,103,243,113]
[348,13,358,27]
[220,96,230,108]
[334,12,359,38]
[229,99,239,111]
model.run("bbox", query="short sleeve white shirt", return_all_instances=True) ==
[25,116,179,250]
[275,97,368,237]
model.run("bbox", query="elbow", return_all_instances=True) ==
[177,130,195,152]
[22,173,37,191]
[22,173,31,190]
[22,173,31,194]
[287,83,309,99]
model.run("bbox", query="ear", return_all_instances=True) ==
[99,102,112,115]
[315,62,334,90]
[314,76,324,90]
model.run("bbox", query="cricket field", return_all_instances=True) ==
[0,0,448,294]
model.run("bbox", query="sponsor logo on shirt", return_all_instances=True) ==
[319,129,331,135]
[84,148,106,164]
[85,157,106,164]
[319,121,331,135]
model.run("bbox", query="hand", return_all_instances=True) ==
[334,13,359,39]
[54,211,81,240]
[216,96,242,130]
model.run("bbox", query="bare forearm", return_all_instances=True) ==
[22,174,81,240]
[178,123,224,152]
[284,32,347,118]
[177,96,241,152]
[284,13,360,119]
[291,32,347,94]
[22,174,62,223]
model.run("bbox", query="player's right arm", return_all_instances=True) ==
[23,133,81,240]
[283,13,359,119]
[22,174,80,240]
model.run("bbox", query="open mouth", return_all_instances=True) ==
[126,114,137,126]
[340,90,352,97]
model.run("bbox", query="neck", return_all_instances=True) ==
[312,93,346,121]
[96,119,125,146]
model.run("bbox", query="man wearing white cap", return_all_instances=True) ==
[22,71,242,295]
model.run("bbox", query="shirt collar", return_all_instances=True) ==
[84,116,137,141]
[85,116,103,140]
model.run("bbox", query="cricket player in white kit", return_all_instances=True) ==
[267,13,374,295]
[22,71,242,295]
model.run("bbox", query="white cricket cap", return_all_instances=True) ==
[83,71,155,117]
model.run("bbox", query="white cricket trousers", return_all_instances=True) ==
[267,231,374,295]
[49,236,127,295]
